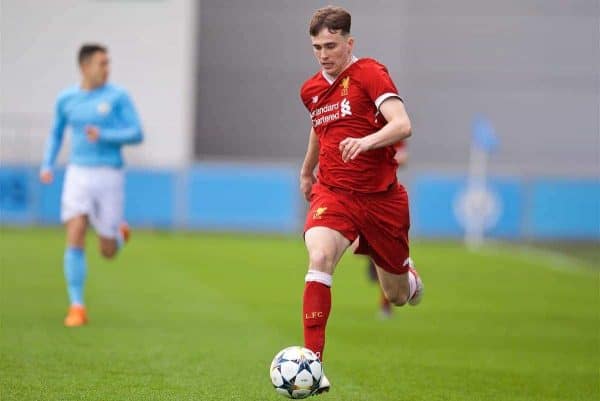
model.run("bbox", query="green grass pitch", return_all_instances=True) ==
[1,227,598,400]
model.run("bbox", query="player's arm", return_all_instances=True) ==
[339,97,411,162]
[300,127,319,201]
[91,93,143,145]
[40,98,67,183]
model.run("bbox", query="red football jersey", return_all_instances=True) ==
[300,58,403,193]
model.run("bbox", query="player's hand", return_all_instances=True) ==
[339,137,371,163]
[39,169,53,184]
[300,173,316,201]
[85,125,100,142]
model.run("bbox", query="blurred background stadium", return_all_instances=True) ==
[2,0,598,239]
[1,1,598,400]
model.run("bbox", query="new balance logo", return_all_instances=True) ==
[340,98,352,117]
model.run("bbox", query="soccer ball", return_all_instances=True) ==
[269,346,323,399]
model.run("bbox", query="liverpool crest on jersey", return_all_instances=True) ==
[340,76,350,96]
[313,207,327,220]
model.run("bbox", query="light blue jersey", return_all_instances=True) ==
[41,83,143,170]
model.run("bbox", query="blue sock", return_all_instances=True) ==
[64,247,87,306]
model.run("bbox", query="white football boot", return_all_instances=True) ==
[313,374,330,395]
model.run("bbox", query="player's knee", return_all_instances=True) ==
[308,248,334,270]
[391,293,409,307]
[99,243,117,259]
[384,289,409,306]
[67,230,86,248]
[100,248,117,259]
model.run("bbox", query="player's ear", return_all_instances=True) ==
[79,58,90,71]
[347,36,354,49]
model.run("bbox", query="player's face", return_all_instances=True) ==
[311,28,354,78]
[81,51,110,88]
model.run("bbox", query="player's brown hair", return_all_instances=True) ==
[309,6,351,36]
[78,44,107,65]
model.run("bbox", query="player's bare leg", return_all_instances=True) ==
[66,215,88,249]
[99,237,118,259]
[64,215,89,327]
[365,259,393,318]
[98,222,130,259]
[379,289,393,318]
[305,226,349,276]
[375,259,423,307]
[304,226,350,394]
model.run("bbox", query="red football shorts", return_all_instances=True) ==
[304,181,411,274]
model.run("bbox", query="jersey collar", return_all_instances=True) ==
[321,55,358,85]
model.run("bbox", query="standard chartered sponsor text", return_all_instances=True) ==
[313,112,340,127]
[311,102,339,117]
[311,100,347,127]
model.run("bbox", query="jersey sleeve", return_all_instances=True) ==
[41,96,67,171]
[300,83,316,124]
[99,91,144,145]
[361,62,402,110]
[300,84,312,111]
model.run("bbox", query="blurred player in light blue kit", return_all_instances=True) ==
[39,44,143,327]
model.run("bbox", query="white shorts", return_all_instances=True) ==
[61,165,124,238]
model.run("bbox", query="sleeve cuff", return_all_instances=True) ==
[374,92,402,110]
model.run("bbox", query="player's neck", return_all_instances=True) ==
[322,55,358,83]
[80,79,104,91]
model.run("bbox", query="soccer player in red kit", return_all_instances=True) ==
[299,6,423,394]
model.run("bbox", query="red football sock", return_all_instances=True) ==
[303,281,331,361]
